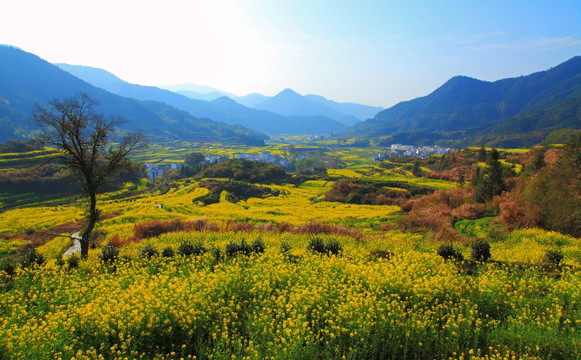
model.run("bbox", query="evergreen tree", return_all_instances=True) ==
[477,146,487,162]
[475,148,505,203]
[412,160,422,177]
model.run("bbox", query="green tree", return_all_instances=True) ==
[34,93,146,258]
[477,146,487,162]
[181,151,206,177]
[475,148,505,203]
[525,135,581,237]
[412,160,422,177]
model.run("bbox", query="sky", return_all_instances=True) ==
[1,0,580,107]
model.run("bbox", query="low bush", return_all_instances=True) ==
[471,239,491,262]
[20,248,45,269]
[545,249,564,266]
[308,237,343,256]
[66,255,80,269]
[100,241,119,264]
[140,244,159,259]
[161,247,175,258]
[0,257,17,276]
[224,238,266,257]
[437,243,463,261]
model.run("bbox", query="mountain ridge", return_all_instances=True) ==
[56,64,347,135]
[0,46,265,145]
[344,56,581,146]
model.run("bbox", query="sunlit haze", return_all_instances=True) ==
[1,0,580,107]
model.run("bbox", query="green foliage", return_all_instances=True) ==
[545,249,564,266]
[0,257,17,276]
[307,237,343,256]
[280,241,292,254]
[471,239,491,262]
[437,243,463,261]
[20,248,45,269]
[66,254,80,270]
[100,241,119,264]
[178,242,207,257]
[161,247,175,258]
[325,239,343,256]
[524,134,581,237]
[202,159,288,184]
[140,244,159,259]
[412,159,422,177]
[475,148,506,203]
[199,179,281,205]
[224,238,265,257]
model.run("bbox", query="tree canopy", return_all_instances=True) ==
[34,93,146,257]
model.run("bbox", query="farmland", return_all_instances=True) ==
[1,139,580,359]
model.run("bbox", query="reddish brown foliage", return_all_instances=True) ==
[451,203,486,220]
[128,217,365,242]
[130,218,220,242]
[293,221,364,240]
[223,220,255,233]
[400,187,476,233]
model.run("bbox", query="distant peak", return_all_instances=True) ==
[277,88,301,97]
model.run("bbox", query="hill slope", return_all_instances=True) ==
[0,46,265,145]
[344,56,581,145]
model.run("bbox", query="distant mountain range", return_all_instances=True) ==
[0,46,265,145]
[2,44,579,148]
[344,56,581,147]
[56,64,353,135]
[160,83,383,124]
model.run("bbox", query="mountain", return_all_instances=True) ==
[254,89,343,118]
[57,64,345,135]
[0,46,265,145]
[345,56,581,146]
[303,94,383,124]
[162,83,235,98]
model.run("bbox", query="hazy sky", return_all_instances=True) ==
[1,0,580,107]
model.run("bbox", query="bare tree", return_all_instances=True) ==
[34,93,146,258]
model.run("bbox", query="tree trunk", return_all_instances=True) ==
[80,191,98,259]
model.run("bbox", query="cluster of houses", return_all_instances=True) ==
[144,152,290,180]
[235,151,289,168]
[374,144,455,161]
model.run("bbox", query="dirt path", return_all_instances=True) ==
[63,231,81,257]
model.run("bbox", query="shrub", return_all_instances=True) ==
[161,247,175,258]
[307,237,326,254]
[140,244,159,259]
[369,249,394,260]
[280,241,292,254]
[437,243,456,260]
[225,239,253,257]
[250,237,266,254]
[308,237,342,256]
[177,242,194,256]
[325,239,343,256]
[108,234,123,248]
[545,249,564,266]
[212,247,222,262]
[0,257,17,276]
[437,243,463,261]
[100,241,119,263]
[471,239,491,262]
[66,255,80,269]
[20,248,45,269]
